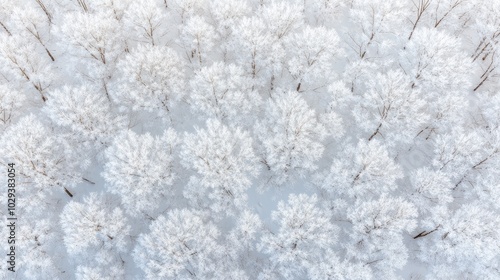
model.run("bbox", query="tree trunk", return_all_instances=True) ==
[368,123,382,141]
[44,46,55,61]
[35,0,53,24]
[413,225,441,239]
[0,21,11,36]
[64,187,74,198]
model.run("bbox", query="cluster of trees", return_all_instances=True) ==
[0,0,499,279]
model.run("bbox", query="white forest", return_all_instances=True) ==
[0,0,499,279]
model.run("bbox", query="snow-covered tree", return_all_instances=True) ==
[345,0,409,60]
[353,70,428,144]
[226,210,262,260]
[260,1,303,41]
[402,28,471,94]
[133,208,221,279]
[210,0,250,30]
[460,94,500,200]
[180,15,218,67]
[320,80,357,133]
[208,0,250,61]
[219,210,263,279]
[300,0,344,26]
[181,119,259,215]
[75,265,124,280]
[407,0,432,40]
[308,249,373,280]
[59,11,123,66]
[188,62,260,124]
[0,115,86,205]
[467,172,500,211]
[0,84,25,129]
[470,1,500,60]
[346,196,418,278]
[400,27,471,134]
[257,1,304,89]
[407,167,454,214]
[256,90,327,185]
[112,44,185,122]
[433,123,500,194]
[0,35,55,102]
[123,0,167,46]
[103,129,178,217]
[418,203,500,279]
[10,6,55,61]
[71,0,132,17]
[432,127,483,183]
[60,192,130,266]
[315,139,403,198]
[429,0,474,31]
[168,0,207,22]
[259,193,338,279]
[59,11,124,96]
[231,16,275,88]
[342,58,379,94]
[284,26,341,92]
[0,2,15,36]
[45,84,127,152]
[469,2,500,91]
[4,218,65,279]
